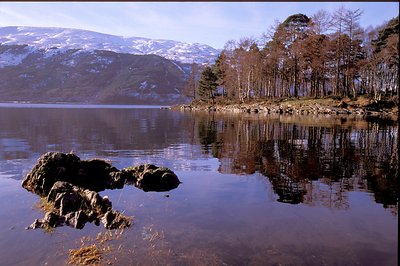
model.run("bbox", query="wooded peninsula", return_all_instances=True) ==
[181,7,398,117]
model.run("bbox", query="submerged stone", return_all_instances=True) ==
[101,210,132,229]
[65,210,88,229]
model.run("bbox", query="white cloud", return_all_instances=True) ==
[0,5,35,26]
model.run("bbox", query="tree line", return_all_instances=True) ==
[184,7,399,104]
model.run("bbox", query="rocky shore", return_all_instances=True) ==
[173,97,398,120]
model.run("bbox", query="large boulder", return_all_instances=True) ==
[22,152,119,196]
[22,152,81,196]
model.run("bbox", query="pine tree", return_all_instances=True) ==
[198,66,218,104]
[213,52,227,96]
[372,16,399,53]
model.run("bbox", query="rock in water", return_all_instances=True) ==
[22,152,180,195]
[123,164,181,192]
[21,152,119,196]
[22,152,81,196]
[101,210,132,229]
[28,181,127,230]
[22,152,180,230]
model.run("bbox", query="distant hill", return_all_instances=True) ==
[0,26,222,104]
[0,44,191,104]
[0,26,219,64]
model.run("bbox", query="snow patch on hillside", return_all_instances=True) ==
[0,26,219,64]
[0,45,34,68]
[43,47,70,58]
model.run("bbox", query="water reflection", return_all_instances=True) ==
[194,112,398,213]
[0,106,397,214]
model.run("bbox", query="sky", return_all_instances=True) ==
[0,2,398,49]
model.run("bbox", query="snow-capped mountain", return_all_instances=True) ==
[0,44,191,104]
[0,26,219,64]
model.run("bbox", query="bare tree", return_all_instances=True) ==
[311,9,331,35]
[199,9,398,104]
[183,63,199,99]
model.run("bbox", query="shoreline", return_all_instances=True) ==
[172,97,399,121]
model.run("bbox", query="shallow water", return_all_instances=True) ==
[0,105,397,265]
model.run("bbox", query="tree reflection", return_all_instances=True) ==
[197,115,219,155]
[195,113,398,212]
[0,107,397,214]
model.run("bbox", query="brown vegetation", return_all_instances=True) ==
[68,230,125,265]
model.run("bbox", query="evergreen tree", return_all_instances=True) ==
[213,52,227,96]
[372,16,399,53]
[198,66,218,104]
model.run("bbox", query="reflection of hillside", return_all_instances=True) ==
[0,108,194,160]
[1,107,222,180]
[196,113,398,212]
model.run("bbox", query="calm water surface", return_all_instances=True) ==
[0,104,398,265]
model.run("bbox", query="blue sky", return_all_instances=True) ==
[0,2,398,49]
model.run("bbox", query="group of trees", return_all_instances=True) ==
[185,7,399,103]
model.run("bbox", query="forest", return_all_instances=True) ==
[184,7,399,104]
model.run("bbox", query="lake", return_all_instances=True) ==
[0,104,397,265]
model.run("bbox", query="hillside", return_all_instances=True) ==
[0,26,219,64]
[0,44,191,104]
